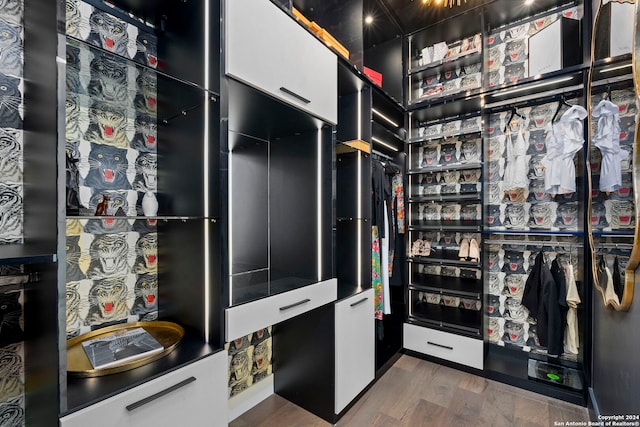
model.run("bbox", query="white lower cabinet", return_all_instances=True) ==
[335,289,375,414]
[403,323,483,370]
[60,351,228,427]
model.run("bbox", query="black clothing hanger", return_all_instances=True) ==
[552,97,573,123]
[503,108,526,133]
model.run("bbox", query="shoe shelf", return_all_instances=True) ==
[409,220,482,231]
[409,130,481,145]
[408,49,482,78]
[408,256,481,268]
[408,163,483,175]
[408,299,482,338]
[409,274,482,299]
[408,194,481,203]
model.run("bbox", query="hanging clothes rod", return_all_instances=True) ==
[371,149,394,161]
[484,83,584,110]
[595,243,635,250]
[591,73,634,89]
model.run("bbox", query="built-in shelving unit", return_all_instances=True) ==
[59,0,226,423]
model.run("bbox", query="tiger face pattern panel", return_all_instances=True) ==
[65,1,157,217]
[485,5,582,88]
[591,88,638,232]
[65,218,158,338]
[0,0,23,246]
[225,328,273,398]
[0,264,25,427]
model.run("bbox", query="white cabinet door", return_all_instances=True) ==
[335,289,375,414]
[225,0,337,124]
[60,351,228,427]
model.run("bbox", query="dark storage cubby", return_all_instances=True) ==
[225,79,334,307]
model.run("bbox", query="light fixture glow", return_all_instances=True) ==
[318,128,322,282]
[372,136,399,152]
[365,15,373,24]
[372,108,400,127]
[357,151,362,289]
[599,63,632,73]
[525,0,535,4]
[492,76,574,97]
[203,0,210,343]
[357,91,362,140]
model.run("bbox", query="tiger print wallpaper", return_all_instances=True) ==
[0,264,26,427]
[225,328,273,398]
[65,0,159,338]
[65,0,158,217]
[0,0,24,245]
[65,218,159,338]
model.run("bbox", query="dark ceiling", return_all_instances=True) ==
[363,0,577,48]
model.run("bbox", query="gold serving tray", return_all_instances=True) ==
[67,321,184,378]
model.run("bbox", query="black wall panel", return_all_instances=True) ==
[364,37,403,103]
[229,132,269,276]
[270,131,319,289]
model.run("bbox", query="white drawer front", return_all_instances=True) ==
[225,0,337,124]
[60,351,228,427]
[335,289,375,414]
[403,323,483,370]
[225,278,337,341]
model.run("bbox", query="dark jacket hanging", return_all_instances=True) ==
[372,160,390,238]
[550,259,568,351]
[613,256,624,301]
[522,252,563,356]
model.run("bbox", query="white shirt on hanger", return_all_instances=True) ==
[541,105,587,194]
[592,99,629,192]
[503,130,529,191]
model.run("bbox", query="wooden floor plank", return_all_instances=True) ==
[514,394,550,427]
[400,398,448,427]
[231,354,591,427]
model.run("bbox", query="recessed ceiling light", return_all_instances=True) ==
[365,15,374,24]
[525,0,535,4]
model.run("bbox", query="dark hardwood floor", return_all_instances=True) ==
[230,354,590,426]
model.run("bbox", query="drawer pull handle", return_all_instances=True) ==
[350,297,368,308]
[427,341,453,351]
[279,86,311,104]
[279,298,311,311]
[126,377,196,412]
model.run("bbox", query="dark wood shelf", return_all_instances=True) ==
[409,256,481,269]
[407,88,483,122]
[407,49,482,77]
[409,220,481,231]
[409,274,482,298]
[0,246,56,265]
[408,162,482,175]
[409,130,481,144]
[408,193,480,203]
[408,303,481,337]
